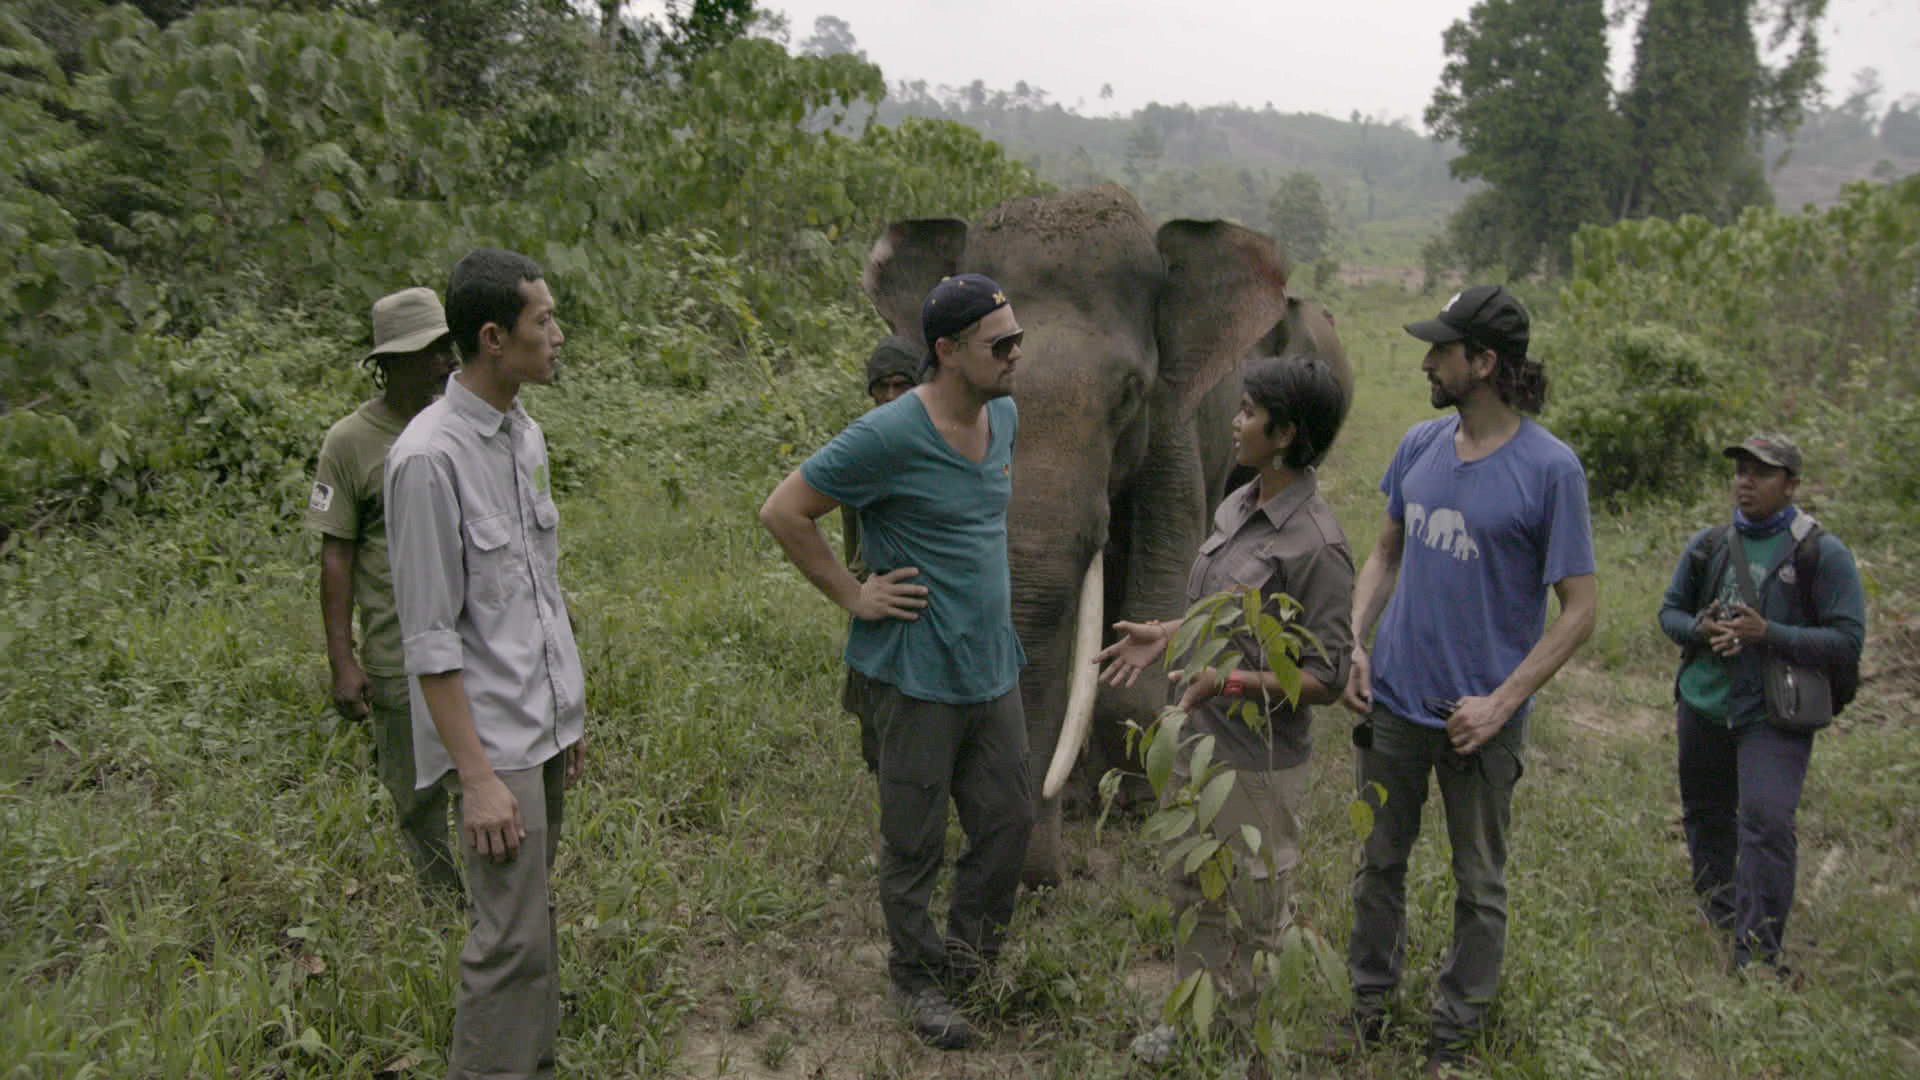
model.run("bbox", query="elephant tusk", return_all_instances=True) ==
[1043,550,1104,800]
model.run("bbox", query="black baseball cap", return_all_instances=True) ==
[1406,284,1530,357]
[921,273,1010,353]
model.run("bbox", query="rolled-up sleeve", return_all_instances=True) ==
[1286,540,1356,693]
[386,449,465,676]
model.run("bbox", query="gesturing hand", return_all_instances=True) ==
[1167,667,1224,713]
[1093,620,1169,687]
[462,772,524,863]
[852,566,928,622]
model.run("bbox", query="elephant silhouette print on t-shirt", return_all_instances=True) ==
[1406,502,1480,561]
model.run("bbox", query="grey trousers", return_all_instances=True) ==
[367,674,461,893]
[1168,759,1308,999]
[446,754,567,1080]
[1348,706,1525,1045]
[870,682,1035,993]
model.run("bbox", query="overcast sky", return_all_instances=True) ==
[633,0,1919,130]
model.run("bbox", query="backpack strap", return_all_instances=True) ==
[1688,524,1731,614]
[1790,513,1824,624]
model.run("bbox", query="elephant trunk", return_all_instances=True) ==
[1042,551,1104,799]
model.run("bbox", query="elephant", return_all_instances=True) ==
[1424,506,1470,555]
[1406,503,1429,546]
[862,184,1351,887]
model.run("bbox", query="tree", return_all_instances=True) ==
[798,14,859,58]
[1426,0,1623,273]
[1267,172,1334,263]
[1620,0,1825,222]
[1885,98,1920,158]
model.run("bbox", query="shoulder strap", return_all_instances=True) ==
[1791,515,1825,622]
[1726,528,1762,608]
[1689,524,1731,611]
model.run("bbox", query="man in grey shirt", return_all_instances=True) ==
[386,248,585,1080]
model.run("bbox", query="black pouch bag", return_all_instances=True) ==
[1728,529,1832,734]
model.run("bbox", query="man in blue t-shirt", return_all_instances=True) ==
[759,274,1034,1052]
[1336,285,1598,1073]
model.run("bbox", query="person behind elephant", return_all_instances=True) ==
[759,275,1034,1052]
[305,286,461,895]
[1657,434,1864,978]
[840,334,924,774]
[387,249,586,1080]
[1095,352,1355,1064]
[1338,285,1597,1076]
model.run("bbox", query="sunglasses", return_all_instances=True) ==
[979,331,1024,360]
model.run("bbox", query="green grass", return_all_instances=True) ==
[2,284,1915,1078]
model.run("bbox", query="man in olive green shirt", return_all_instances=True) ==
[305,286,460,893]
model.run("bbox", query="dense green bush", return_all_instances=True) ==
[0,5,1044,535]
[1547,325,1725,503]
[1549,175,1919,516]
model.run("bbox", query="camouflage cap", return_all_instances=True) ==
[1723,432,1803,475]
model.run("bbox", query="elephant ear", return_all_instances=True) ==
[1155,220,1293,417]
[1249,295,1355,464]
[863,219,969,341]
[1254,295,1354,412]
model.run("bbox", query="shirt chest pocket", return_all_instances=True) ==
[465,510,518,608]
[531,496,560,575]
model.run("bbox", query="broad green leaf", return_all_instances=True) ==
[1240,823,1263,856]
[1141,807,1195,846]
[1164,967,1203,1024]
[1183,837,1221,876]
[1348,797,1375,837]
[1193,770,1236,833]
[1187,732,1214,786]
[1192,970,1216,1037]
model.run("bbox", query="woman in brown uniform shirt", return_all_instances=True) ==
[1096,353,1355,1060]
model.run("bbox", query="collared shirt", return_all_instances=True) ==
[385,374,585,789]
[305,398,409,675]
[1185,470,1354,771]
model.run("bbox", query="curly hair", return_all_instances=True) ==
[1475,340,1548,415]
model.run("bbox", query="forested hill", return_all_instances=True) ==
[863,88,1468,239]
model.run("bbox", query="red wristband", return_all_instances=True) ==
[1222,673,1249,697]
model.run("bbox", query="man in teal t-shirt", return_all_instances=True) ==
[760,275,1034,1052]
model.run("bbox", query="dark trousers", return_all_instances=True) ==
[871,682,1034,994]
[1675,702,1813,964]
[1348,706,1526,1045]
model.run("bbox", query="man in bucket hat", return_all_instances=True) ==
[841,334,926,773]
[1657,433,1865,979]
[760,275,1033,1051]
[304,285,460,894]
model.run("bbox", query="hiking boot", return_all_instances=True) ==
[890,985,978,1050]
[1318,1008,1386,1060]
[1129,1023,1178,1065]
[1424,1038,1475,1077]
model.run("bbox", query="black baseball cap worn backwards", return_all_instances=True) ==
[921,273,1010,352]
[1406,284,1530,357]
